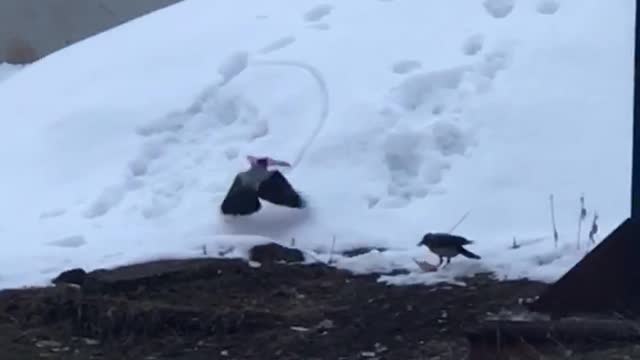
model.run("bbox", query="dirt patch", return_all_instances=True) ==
[0,249,636,359]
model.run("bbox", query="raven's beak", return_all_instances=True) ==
[267,158,291,167]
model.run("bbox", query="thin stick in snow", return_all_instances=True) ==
[328,235,337,264]
[577,194,587,250]
[507,236,548,250]
[589,212,599,245]
[448,210,471,233]
[549,194,559,248]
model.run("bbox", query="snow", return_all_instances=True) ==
[0,0,634,289]
[0,63,23,83]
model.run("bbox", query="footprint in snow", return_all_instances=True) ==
[308,23,330,31]
[260,36,296,54]
[249,119,269,140]
[391,60,422,75]
[462,34,484,56]
[379,47,513,206]
[141,181,185,219]
[430,120,470,156]
[135,111,186,137]
[303,4,333,22]
[389,49,511,111]
[483,0,515,19]
[133,51,250,139]
[218,50,249,86]
[536,0,559,15]
[39,208,66,219]
[224,147,239,160]
[84,184,127,218]
[127,138,168,177]
[46,235,87,248]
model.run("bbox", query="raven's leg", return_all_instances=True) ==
[257,170,306,209]
[220,175,261,216]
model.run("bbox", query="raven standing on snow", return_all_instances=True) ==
[417,232,481,268]
[220,155,306,216]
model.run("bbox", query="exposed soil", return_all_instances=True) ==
[0,244,637,360]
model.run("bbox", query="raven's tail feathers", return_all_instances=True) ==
[459,247,481,259]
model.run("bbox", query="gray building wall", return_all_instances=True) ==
[0,0,182,64]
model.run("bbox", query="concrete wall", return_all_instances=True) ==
[0,0,182,64]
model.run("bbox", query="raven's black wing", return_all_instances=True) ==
[432,233,473,246]
[257,170,306,209]
[220,174,261,216]
[419,233,472,247]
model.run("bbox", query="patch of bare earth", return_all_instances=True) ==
[0,244,637,359]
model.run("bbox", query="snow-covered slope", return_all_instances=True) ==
[0,0,634,289]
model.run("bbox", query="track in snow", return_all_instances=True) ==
[250,59,330,170]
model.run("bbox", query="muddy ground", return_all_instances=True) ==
[1,244,638,360]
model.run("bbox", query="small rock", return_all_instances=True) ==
[249,243,305,264]
[220,350,229,356]
[360,351,378,358]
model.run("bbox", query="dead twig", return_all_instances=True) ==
[589,212,599,245]
[328,235,337,264]
[577,194,587,250]
[549,194,559,248]
[448,210,471,233]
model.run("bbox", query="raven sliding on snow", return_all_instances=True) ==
[220,155,306,216]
